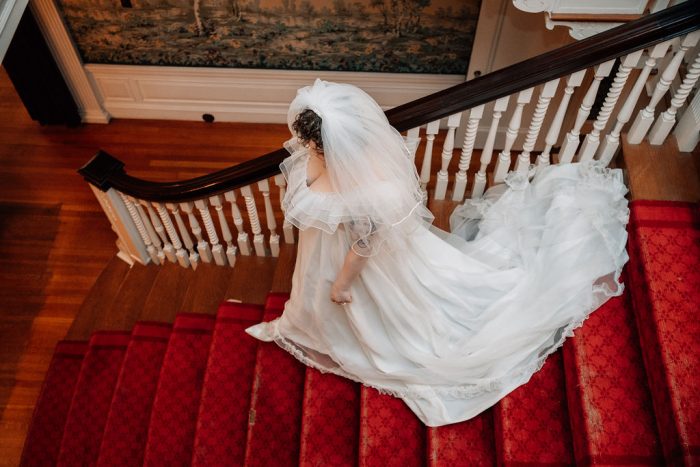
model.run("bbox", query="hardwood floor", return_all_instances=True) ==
[0,65,292,465]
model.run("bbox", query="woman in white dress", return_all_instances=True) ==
[245,79,629,427]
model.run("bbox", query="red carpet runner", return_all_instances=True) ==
[627,200,699,466]
[19,200,698,466]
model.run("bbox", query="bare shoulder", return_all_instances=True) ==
[306,155,325,186]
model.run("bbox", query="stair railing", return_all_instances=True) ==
[79,2,700,268]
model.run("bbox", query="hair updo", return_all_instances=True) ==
[292,108,323,152]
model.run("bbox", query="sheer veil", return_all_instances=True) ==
[281,78,434,256]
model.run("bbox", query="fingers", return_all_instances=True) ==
[331,297,352,305]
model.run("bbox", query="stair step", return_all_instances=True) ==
[192,302,264,466]
[66,256,131,340]
[179,262,233,315]
[96,321,172,466]
[140,262,196,323]
[56,331,131,466]
[494,352,574,465]
[143,313,215,466]
[244,293,306,467]
[359,387,426,467]
[628,200,700,465]
[299,369,360,466]
[20,340,88,467]
[98,263,160,330]
[427,410,495,466]
[563,290,663,465]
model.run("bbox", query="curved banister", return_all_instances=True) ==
[79,0,700,202]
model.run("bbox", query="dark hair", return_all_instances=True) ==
[292,108,323,152]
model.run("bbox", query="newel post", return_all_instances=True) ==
[78,150,150,265]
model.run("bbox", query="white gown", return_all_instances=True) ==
[245,151,629,427]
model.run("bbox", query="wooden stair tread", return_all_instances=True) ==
[622,135,700,202]
[65,256,130,340]
[224,254,278,304]
[96,263,160,331]
[178,262,232,315]
[270,243,296,294]
[139,262,196,323]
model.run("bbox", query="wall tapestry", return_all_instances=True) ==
[57,0,482,74]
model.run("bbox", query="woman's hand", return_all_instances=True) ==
[331,282,352,305]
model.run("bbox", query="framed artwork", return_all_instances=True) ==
[58,0,481,74]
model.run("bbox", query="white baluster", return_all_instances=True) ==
[579,51,643,162]
[452,105,484,201]
[258,178,280,257]
[494,88,533,183]
[628,31,700,144]
[598,41,673,164]
[224,190,252,255]
[472,96,510,198]
[119,193,160,265]
[154,202,190,268]
[559,59,616,164]
[649,50,700,145]
[274,174,295,244]
[143,201,176,263]
[134,200,165,263]
[419,120,440,201]
[434,113,462,200]
[195,199,227,266]
[516,79,560,173]
[539,70,586,167]
[209,195,237,267]
[181,202,212,263]
[404,127,421,164]
[166,202,199,270]
[240,184,266,256]
[646,37,679,94]
[674,88,700,151]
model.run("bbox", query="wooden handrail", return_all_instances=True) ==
[79,1,700,202]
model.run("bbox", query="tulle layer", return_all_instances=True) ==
[280,145,434,257]
[246,161,630,426]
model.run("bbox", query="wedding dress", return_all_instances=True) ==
[245,150,629,427]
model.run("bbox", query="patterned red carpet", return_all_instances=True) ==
[19,200,699,466]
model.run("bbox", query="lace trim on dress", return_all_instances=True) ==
[261,270,624,401]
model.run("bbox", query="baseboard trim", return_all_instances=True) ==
[84,64,466,124]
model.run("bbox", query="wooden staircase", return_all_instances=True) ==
[63,249,287,342]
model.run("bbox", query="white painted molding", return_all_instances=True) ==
[545,17,623,39]
[513,0,556,13]
[28,0,109,123]
[0,0,27,62]
[85,64,465,124]
[514,0,649,15]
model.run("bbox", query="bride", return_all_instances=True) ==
[245,78,629,427]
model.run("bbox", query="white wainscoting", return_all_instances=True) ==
[0,0,27,63]
[84,64,466,124]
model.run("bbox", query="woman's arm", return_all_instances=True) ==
[331,248,368,304]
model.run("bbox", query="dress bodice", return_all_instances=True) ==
[281,151,353,234]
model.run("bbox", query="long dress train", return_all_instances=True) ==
[245,151,629,427]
